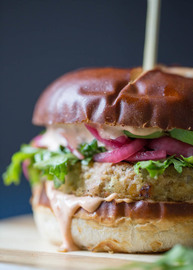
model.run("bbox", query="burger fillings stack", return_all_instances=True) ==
[4,66,193,252]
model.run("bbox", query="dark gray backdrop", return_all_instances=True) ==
[1,0,193,219]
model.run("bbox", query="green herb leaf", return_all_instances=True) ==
[33,153,78,187]
[170,158,187,173]
[134,156,193,178]
[169,128,193,146]
[53,176,64,189]
[134,159,171,178]
[78,139,106,163]
[103,245,193,270]
[59,145,71,154]
[27,165,40,186]
[182,156,193,164]
[3,144,78,188]
[3,146,38,185]
[124,130,164,139]
[158,245,193,267]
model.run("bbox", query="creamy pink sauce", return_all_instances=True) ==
[40,124,163,151]
[45,181,128,251]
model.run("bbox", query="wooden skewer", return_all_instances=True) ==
[143,0,161,71]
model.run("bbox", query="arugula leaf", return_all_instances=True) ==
[157,245,193,268]
[78,139,106,165]
[134,159,171,178]
[3,144,78,188]
[27,164,40,186]
[182,156,193,164]
[170,128,193,146]
[3,139,105,188]
[20,144,40,154]
[59,145,71,154]
[124,130,165,139]
[34,153,78,186]
[134,156,193,178]
[3,145,39,185]
[170,157,187,173]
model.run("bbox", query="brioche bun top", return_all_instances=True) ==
[32,66,193,130]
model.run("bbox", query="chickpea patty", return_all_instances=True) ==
[60,162,193,202]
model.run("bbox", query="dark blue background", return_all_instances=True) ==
[1,0,193,219]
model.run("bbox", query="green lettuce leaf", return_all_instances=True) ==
[3,140,106,187]
[171,158,187,173]
[3,145,39,185]
[3,144,78,188]
[78,139,106,165]
[104,245,193,270]
[27,164,40,186]
[134,159,171,178]
[182,155,193,164]
[134,156,193,178]
[34,152,78,187]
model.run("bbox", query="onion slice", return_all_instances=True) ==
[22,159,30,180]
[85,124,130,148]
[31,135,44,148]
[149,137,193,157]
[93,139,146,163]
[126,150,166,161]
[67,144,84,160]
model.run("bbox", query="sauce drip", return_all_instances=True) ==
[46,182,118,251]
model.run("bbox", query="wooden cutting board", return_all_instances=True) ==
[0,215,161,270]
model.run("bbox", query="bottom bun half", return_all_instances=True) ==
[33,205,193,253]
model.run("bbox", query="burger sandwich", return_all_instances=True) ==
[3,66,193,253]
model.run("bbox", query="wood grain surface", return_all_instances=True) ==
[0,215,161,270]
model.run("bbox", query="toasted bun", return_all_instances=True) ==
[33,66,193,130]
[33,202,193,253]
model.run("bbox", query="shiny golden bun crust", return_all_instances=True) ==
[33,205,193,253]
[33,66,193,130]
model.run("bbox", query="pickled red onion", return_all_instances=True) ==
[93,139,146,163]
[126,150,166,161]
[22,159,30,180]
[31,135,44,148]
[67,144,84,159]
[85,124,130,148]
[149,137,193,157]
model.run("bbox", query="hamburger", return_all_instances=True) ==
[3,66,193,253]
